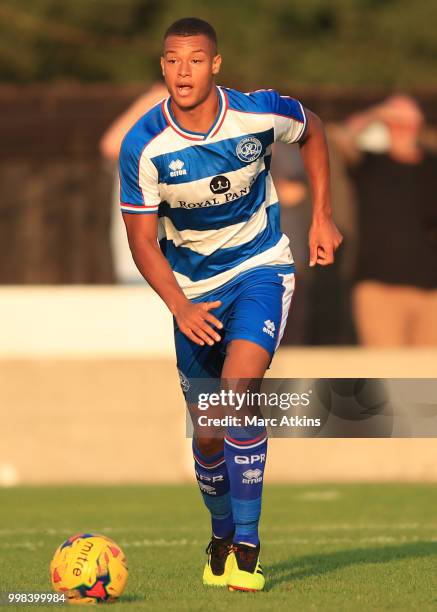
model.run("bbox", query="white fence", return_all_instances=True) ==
[0,287,436,484]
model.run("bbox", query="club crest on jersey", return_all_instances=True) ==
[236,136,262,163]
[210,175,231,194]
[169,159,187,177]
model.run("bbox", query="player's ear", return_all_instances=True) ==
[160,56,165,77]
[212,54,222,76]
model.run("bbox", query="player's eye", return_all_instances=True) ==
[192,59,203,64]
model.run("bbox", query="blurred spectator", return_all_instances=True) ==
[272,140,355,346]
[100,82,168,162]
[100,82,168,283]
[271,143,310,344]
[331,95,437,346]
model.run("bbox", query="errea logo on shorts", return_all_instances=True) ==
[263,320,275,338]
[169,159,187,177]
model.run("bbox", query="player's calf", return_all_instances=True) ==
[224,431,267,547]
[192,441,236,586]
[223,429,267,591]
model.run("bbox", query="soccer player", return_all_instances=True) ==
[119,17,342,592]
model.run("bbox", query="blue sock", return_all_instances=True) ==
[192,441,234,538]
[224,430,268,547]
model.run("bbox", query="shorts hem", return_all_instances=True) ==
[225,332,275,358]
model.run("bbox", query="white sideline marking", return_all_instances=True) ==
[0,523,433,537]
[123,538,194,547]
[296,490,340,501]
[120,535,437,547]
[0,541,45,551]
[0,526,161,536]
[268,523,428,532]
[1,536,436,550]
[0,528,75,536]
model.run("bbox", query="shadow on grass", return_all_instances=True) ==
[119,594,148,603]
[266,541,437,591]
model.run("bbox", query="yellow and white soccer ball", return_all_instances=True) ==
[50,533,128,604]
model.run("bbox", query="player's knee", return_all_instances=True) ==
[194,436,224,456]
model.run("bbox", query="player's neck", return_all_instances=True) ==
[170,86,219,135]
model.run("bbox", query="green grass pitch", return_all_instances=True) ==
[0,484,436,611]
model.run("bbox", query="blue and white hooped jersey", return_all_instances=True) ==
[119,86,307,299]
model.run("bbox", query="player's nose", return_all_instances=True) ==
[178,61,191,77]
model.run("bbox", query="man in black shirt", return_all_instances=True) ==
[332,95,437,345]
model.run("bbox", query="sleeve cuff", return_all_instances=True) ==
[295,102,308,142]
[120,202,159,214]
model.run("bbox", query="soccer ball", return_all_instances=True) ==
[50,533,128,604]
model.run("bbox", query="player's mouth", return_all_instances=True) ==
[176,84,193,96]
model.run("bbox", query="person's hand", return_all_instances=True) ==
[174,300,223,346]
[309,216,343,266]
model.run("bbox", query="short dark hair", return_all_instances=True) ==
[164,17,217,53]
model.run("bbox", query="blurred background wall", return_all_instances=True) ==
[0,0,436,484]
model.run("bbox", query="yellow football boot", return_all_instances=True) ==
[202,534,234,587]
[227,542,265,592]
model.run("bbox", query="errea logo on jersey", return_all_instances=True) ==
[263,320,275,338]
[169,159,187,177]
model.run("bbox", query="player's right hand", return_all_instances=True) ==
[175,300,223,346]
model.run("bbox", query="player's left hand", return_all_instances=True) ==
[308,216,343,266]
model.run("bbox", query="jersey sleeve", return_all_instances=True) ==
[119,136,161,215]
[265,90,307,144]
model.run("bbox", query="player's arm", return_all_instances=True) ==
[122,213,222,346]
[299,109,343,266]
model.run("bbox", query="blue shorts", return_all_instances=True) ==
[175,265,295,389]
